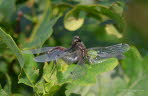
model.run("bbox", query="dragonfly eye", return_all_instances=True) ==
[74,39,81,43]
[74,36,80,39]
[73,36,81,43]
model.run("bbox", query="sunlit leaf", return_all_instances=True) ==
[64,9,85,31]
[64,4,124,31]
[105,24,123,38]
[64,16,84,31]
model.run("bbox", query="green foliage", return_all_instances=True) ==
[0,0,15,22]
[57,58,118,85]
[0,85,8,96]
[0,0,148,96]
[65,47,148,96]
[25,9,61,48]
[64,4,124,32]
[18,54,39,87]
[0,28,24,68]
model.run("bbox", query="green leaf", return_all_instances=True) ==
[99,6,124,32]
[64,16,84,31]
[34,79,46,94]
[64,4,124,31]
[34,80,62,95]
[4,74,11,95]
[53,3,73,16]
[142,55,148,73]
[0,85,8,96]
[121,47,143,82]
[25,7,60,48]
[64,4,101,31]
[105,24,123,39]
[57,58,118,85]
[18,70,34,87]
[0,74,11,96]
[18,54,39,87]
[0,28,24,68]
[110,2,124,16]
[64,9,85,31]
[0,0,15,22]
[45,85,61,96]
[65,49,148,96]
[41,58,118,94]
[43,62,58,83]
[65,72,127,96]
[73,5,102,20]
[120,47,148,96]
[0,61,7,73]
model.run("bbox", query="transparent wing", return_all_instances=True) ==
[61,51,79,64]
[34,49,69,62]
[88,43,129,58]
[87,43,130,64]
[22,47,55,54]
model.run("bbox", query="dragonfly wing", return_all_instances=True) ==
[88,43,129,58]
[34,49,68,62]
[87,43,129,64]
[61,51,79,64]
[34,54,51,62]
[22,47,55,54]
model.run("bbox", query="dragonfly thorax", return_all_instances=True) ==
[70,36,87,57]
[71,36,85,49]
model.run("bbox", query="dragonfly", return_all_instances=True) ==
[22,36,130,79]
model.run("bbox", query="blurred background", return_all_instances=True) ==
[0,0,148,96]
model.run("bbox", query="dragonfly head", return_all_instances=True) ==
[73,36,81,43]
[70,36,82,50]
